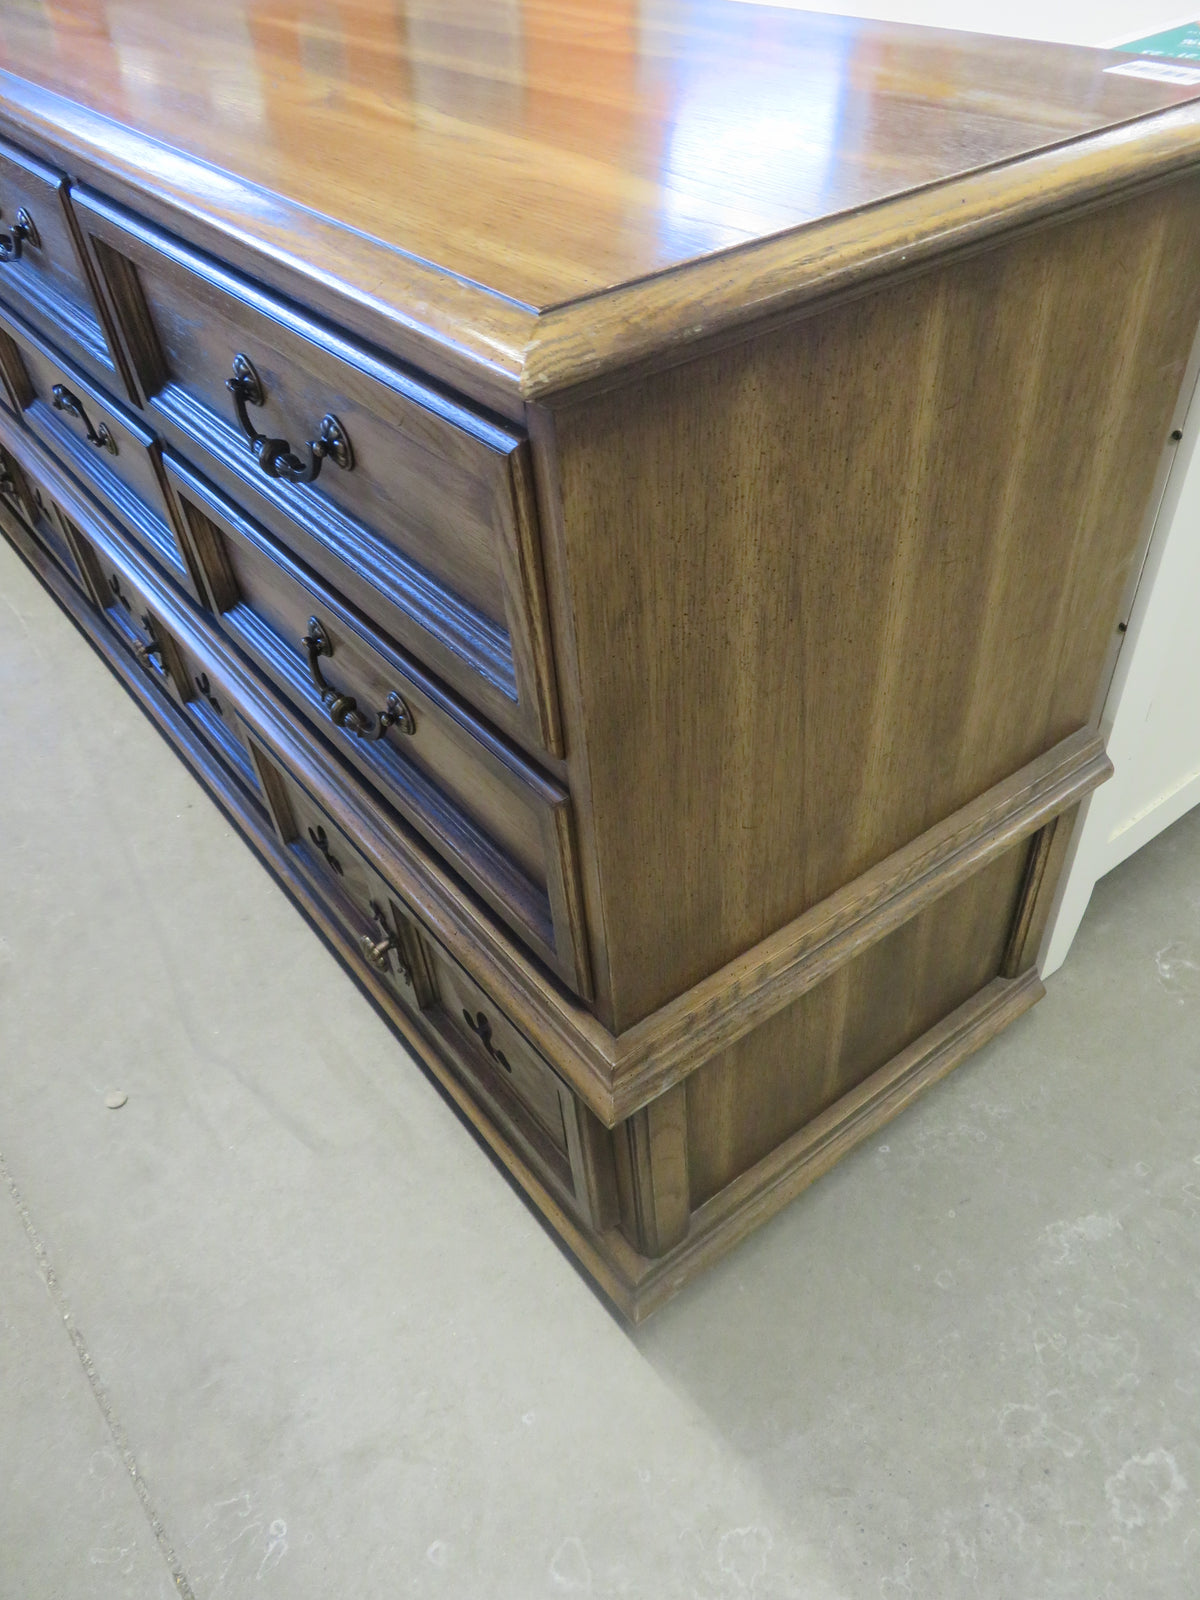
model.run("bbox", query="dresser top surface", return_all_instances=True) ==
[1,2,1199,399]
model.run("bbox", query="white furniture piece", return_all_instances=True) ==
[1041,364,1200,973]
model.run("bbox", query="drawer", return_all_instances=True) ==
[76,190,560,755]
[67,522,261,800]
[0,442,88,592]
[156,628,264,799]
[249,745,609,1226]
[426,947,574,1165]
[67,521,177,690]
[249,747,440,1013]
[0,303,198,596]
[0,135,120,388]
[166,454,589,996]
[418,932,613,1230]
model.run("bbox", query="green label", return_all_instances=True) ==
[1118,23,1200,60]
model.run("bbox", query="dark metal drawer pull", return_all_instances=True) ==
[0,207,39,263]
[306,823,343,876]
[133,612,163,670]
[226,353,353,485]
[463,1008,511,1072]
[301,616,415,741]
[51,384,118,455]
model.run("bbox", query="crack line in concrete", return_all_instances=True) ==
[0,1148,199,1600]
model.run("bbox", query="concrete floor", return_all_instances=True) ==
[2,533,1199,1600]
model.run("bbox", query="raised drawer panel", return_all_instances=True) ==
[165,452,590,997]
[0,302,198,596]
[427,948,572,1162]
[0,135,119,387]
[75,190,560,755]
[68,521,178,691]
[248,743,608,1225]
[250,747,431,1010]
[0,443,88,592]
[158,630,264,799]
[66,518,262,800]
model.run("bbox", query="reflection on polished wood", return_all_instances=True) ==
[1,2,1199,401]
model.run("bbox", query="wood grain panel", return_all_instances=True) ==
[547,179,1200,1029]
[628,969,1044,1320]
[685,842,1029,1207]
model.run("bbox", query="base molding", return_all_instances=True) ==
[617,969,1043,1319]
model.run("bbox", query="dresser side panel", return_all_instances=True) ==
[546,176,1200,1029]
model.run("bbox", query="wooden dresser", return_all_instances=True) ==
[1,3,1198,1318]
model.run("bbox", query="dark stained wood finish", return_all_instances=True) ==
[165,452,590,996]
[544,178,1200,1029]
[0,127,121,386]
[0,297,196,593]
[77,188,562,754]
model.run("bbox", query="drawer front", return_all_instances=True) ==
[157,628,264,799]
[249,748,444,1013]
[0,303,197,596]
[0,136,119,387]
[67,521,261,799]
[249,745,600,1222]
[0,442,87,591]
[67,521,177,690]
[76,189,560,754]
[427,947,572,1162]
[166,454,589,997]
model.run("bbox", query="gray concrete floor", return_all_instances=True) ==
[2,532,1199,1600]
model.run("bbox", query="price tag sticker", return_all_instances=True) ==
[1106,58,1200,83]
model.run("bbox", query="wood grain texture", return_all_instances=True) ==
[607,736,1106,1117]
[626,969,1044,1320]
[546,178,1200,1031]
[78,187,562,754]
[2,4,1195,1315]
[0,394,1119,1131]
[0,8,1197,403]
[685,842,1027,1206]
[164,452,591,996]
